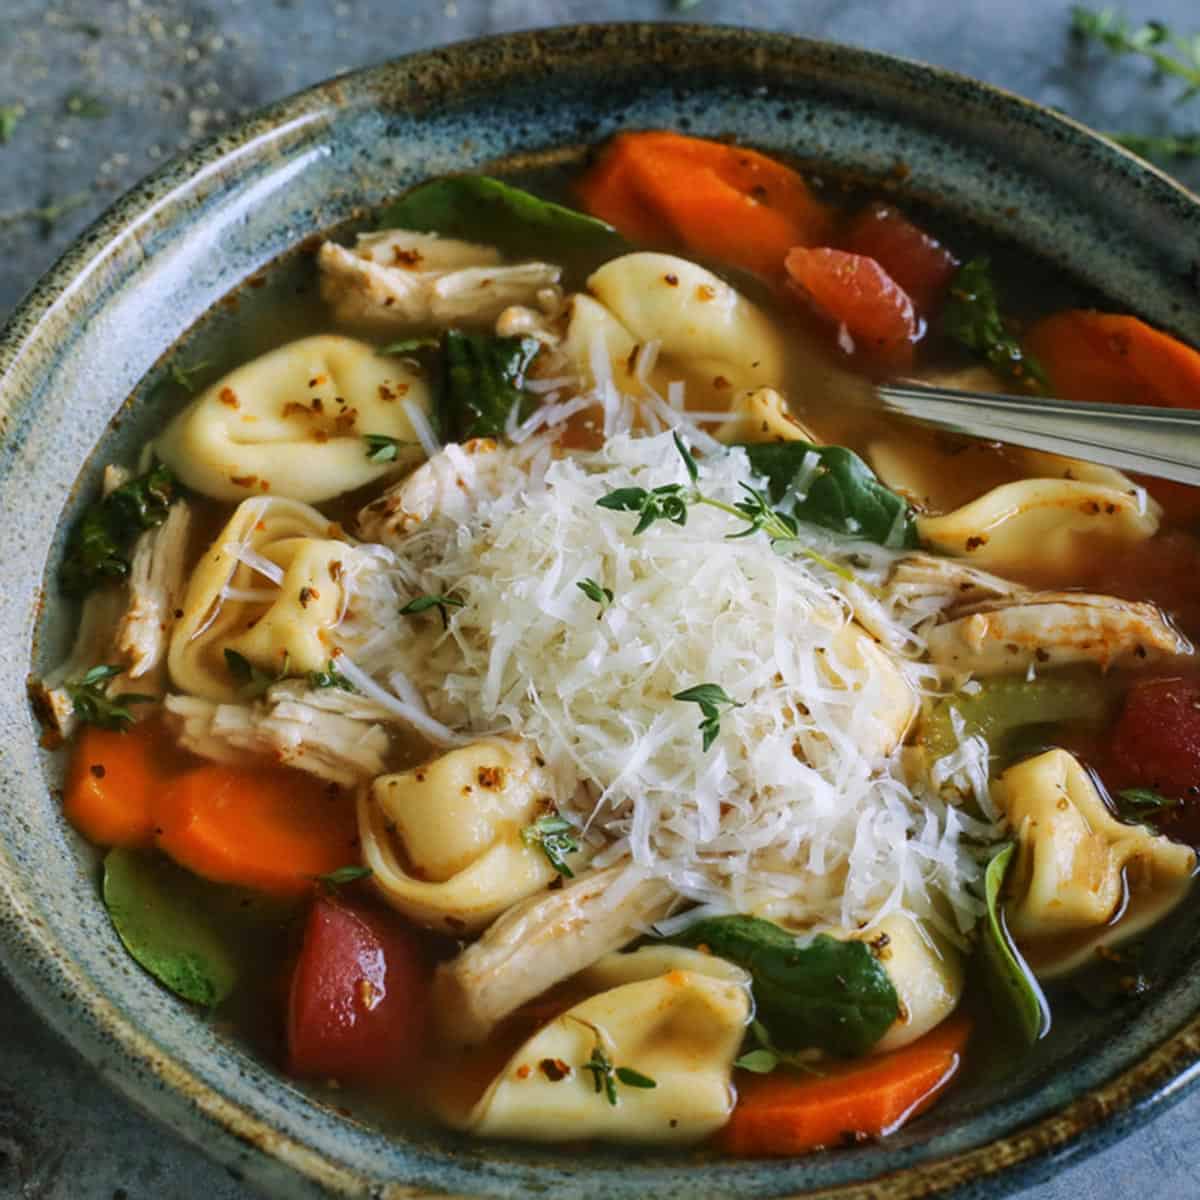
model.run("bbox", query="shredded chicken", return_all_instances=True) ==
[927,592,1192,677]
[432,865,675,1047]
[31,497,193,739]
[164,681,393,786]
[356,438,509,546]
[113,502,192,681]
[319,229,561,330]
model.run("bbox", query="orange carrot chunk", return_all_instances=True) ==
[577,131,834,279]
[716,1014,971,1157]
[64,719,173,849]
[840,202,959,317]
[784,246,919,371]
[1026,310,1200,522]
[155,764,359,896]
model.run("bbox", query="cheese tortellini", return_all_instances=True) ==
[358,737,563,934]
[852,914,964,1052]
[577,253,786,408]
[168,497,355,702]
[442,946,751,1144]
[156,335,428,502]
[918,476,1160,573]
[996,749,1194,972]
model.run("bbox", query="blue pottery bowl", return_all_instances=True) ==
[2,23,1200,1200]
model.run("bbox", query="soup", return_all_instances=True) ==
[32,130,1200,1156]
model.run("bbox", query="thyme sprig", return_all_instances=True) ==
[572,1019,657,1105]
[66,665,154,731]
[595,433,854,581]
[1072,8,1200,100]
[673,683,745,752]
[576,577,614,610]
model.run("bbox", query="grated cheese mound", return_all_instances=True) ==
[339,432,989,941]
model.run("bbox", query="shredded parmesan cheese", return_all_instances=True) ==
[343,431,988,939]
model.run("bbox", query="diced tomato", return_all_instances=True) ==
[839,202,958,316]
[1105,677,1200,840]
[784,246,918,371]
[287,896,429,1084]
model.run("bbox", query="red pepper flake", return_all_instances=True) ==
[309,374,328,388]
[965,535,988,551]
[298,587,318,608]
[392,247,423,267]
[695,284,717,301]
[477,765,505,790]
[230,474,258,488]
[329,560,344,582]
[663,273,679,287]
[89,763,106,780]
[515,1064,532,1080]
[219,387,239,409]
[538,1058,572,1082]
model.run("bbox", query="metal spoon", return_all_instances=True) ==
[875,380,1200,486]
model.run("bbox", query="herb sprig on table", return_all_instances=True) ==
[1072,7,1200,159]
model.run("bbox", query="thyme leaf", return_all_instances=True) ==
[521,815,579,878]
[224,649,290,699]
[308,660,356,691]
[400,592,465,630]
[310,865,373,892]
[66,664,154,731]
[0,104,25,144]
[576,577,614,609]
[363,433,416,463]
[673,683,744,752]
[574,1021,657,1106]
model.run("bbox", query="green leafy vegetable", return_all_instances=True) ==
[308,659,356,691]
[1115,787,1178,822]
[60,463,177,596]
[666,915,899,1056]
[438,330,541,441]
[942,258,1049,392]
[673,683,745,752]
[363,433,416,464]
[311,865,373,891]
[922,675,1110,770]
[224,649,290,699]
[737,441,919,548]
[378,175,624,269]
[522,815,580,878]
[102,848,238,1007]
[400,592,465,630]
[977,843,1051,1044]
[576,578,614,610]
[378,335,441,357]
[66,664,154,731]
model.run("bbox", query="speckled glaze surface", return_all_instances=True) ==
[2,22,1200,1200]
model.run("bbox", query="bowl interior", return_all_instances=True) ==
[3,24,1200,1200]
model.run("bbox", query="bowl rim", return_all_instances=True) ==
[3,20,1200,1200]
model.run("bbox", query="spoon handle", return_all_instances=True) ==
[876,381,1200,486]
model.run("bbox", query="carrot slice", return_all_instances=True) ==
[1025,310,1200,522]
[64,719,175,849]
[784,246,919,371]
[716,1014,971,1157]
[840,202,959,317]
[577,131,834,279]
[155,764,359,896]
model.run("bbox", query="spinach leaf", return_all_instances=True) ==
[941,258,1049,392]
[737,441,918,548]
[977,843,1051,1044]
[438,330,541,441]
[61,463,178,596]
[378,175,624,269]
[666,915,898,1057]
[102,848,238,1007]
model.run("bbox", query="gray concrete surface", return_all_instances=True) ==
[2,1,1200,1196]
